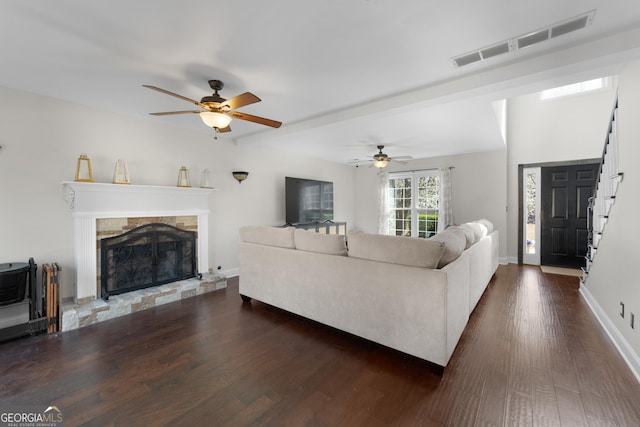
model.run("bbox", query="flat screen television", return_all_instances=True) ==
[285,177,334,224]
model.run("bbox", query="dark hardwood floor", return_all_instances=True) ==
[1,264,640,426]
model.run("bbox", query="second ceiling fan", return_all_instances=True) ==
[349,145,413,169]
[143,79,282,133]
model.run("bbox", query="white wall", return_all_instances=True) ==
[505,84,618,262]
[353,149,508,261]
[582,60,640,373]
[0,85,355,299]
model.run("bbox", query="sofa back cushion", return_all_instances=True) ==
[458,224,475,248]
[347,232,445,269]
[430,227,467,268]
[475,218,494,234]
[294,229,348,256]
[464,222,486,243]
[239,226,296,249]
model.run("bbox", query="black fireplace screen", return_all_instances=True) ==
[100,223,197,299]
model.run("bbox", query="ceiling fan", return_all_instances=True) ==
[143,79,282,134]
[349,145,413,169]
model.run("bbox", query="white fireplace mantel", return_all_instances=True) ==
[61,181,216,302]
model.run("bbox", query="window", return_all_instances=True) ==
[540,77,609,100]
[387,170,440,238]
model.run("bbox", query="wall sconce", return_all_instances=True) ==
[113,159,130,184]
[232,171,249,184]
[177,166,191,187]
[75,153,94,182]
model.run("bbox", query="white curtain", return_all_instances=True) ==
[377,171,389,235]
[438,167,453,231]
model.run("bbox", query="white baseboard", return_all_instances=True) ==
[499,257,510,265]
[580,284,640,383]
[218,267,239,278]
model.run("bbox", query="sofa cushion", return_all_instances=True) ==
[458,224,475,249]
[464,222,486,243]
[239,226,296,249]
[430,227,467,268]
[475,218,494,234]
[294,229,347,256]
[347,231,445,269]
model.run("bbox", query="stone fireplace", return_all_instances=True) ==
[59,181,226,331]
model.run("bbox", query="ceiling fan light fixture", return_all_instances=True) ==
[373,159,389,169]
[200,111,232,129]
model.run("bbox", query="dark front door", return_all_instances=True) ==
[540,163,598,268]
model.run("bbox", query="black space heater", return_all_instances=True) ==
[0,258,48,342]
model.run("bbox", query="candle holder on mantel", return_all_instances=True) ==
[75,153,94,182]
[177,166,191,187]
[200,169,214,188]
[113,159,130,184]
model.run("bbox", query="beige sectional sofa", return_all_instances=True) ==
[238,221,499,367]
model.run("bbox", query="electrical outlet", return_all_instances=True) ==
[621,302,625,318]
[632,313,635,329]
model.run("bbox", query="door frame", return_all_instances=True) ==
[517,158,600,265]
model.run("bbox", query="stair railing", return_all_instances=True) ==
[582,95,623,282]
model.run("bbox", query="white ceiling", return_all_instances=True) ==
[2,1,640,164]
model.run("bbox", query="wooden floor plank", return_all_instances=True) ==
[1,264,640,425]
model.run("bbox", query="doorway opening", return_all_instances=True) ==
[517,159,599,266]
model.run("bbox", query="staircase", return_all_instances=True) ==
[582,96,624,284]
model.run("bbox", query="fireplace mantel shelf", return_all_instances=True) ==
[61,181,216,209]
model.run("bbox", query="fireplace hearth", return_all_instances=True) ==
[100,223,197,299]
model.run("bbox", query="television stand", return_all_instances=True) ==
[287,221,346,235]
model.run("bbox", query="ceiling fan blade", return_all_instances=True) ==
[347,159,372,166]
[392,156,413,161]
[217,125,231,133]
[391,159,409,165]
[149,110,202,116]
[143,85,206,108]
[230,111,282,128]
[221,92,261,111]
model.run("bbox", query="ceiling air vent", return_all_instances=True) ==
[450,9,596,68]
[481,42,512,60]
[517,29,549,49]
[551,12,594,38]
[452,51,482,67]
[452,41,512,68]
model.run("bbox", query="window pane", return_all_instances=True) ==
[526,172,536,254]
[388,177,412,236]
